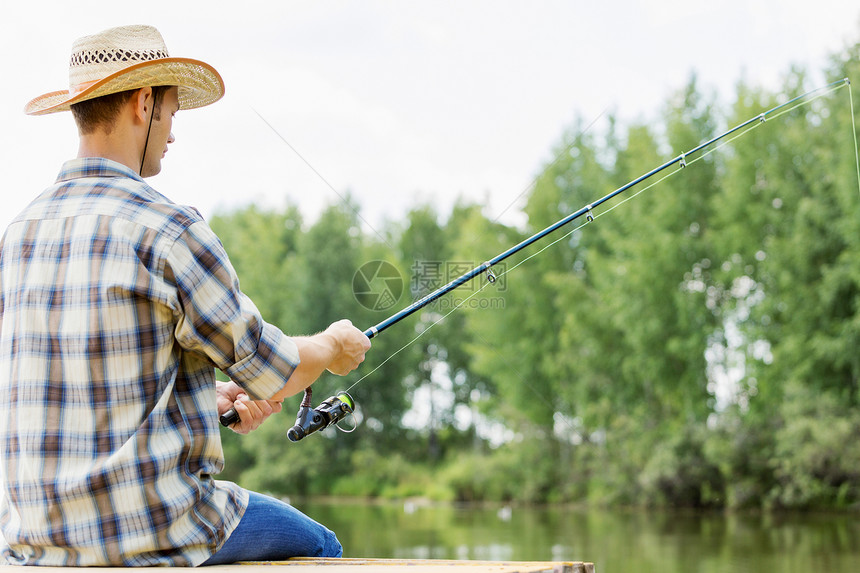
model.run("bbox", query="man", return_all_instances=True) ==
[0,25,371,566]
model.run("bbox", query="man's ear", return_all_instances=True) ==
[132,87,154,124]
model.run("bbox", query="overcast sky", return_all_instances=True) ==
[2,0,859,236]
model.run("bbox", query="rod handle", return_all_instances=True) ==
[220,408,240,427]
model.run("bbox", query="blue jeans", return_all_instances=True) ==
[202,491,342,565]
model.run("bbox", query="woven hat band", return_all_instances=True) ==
[70,48,170,67]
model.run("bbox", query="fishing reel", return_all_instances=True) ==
[287,387,357,442]
[219,386,357,442]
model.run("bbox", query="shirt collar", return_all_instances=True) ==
[56,157,145,185]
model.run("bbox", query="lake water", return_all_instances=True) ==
[295,500,860,572]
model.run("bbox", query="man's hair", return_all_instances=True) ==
[71,86,171,134]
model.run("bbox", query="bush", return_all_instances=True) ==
[770,383,860,509]
[638,424,725,508]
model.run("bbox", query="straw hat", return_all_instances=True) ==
[25,25,225,116]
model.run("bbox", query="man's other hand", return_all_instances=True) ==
[216,380,283,434]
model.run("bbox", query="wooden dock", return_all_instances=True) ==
[0,557,594,572]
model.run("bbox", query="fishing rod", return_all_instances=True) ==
[220,77,854,436]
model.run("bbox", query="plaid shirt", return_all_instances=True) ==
[0,158,300,566]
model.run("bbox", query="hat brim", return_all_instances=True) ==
[24,57,225,116]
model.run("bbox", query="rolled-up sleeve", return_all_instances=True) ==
[167,220,299,400]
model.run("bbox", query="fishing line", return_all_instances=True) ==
[251,107,395,250]
[344,78,858,396]
[360,79,854,344]
[491,107,609,224]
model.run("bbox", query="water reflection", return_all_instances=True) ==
[297,500,860,572]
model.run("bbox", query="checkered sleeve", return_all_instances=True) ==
[167,221,299,401]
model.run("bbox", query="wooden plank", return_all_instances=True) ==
[0,557,595,573]
[286,558,593,573]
